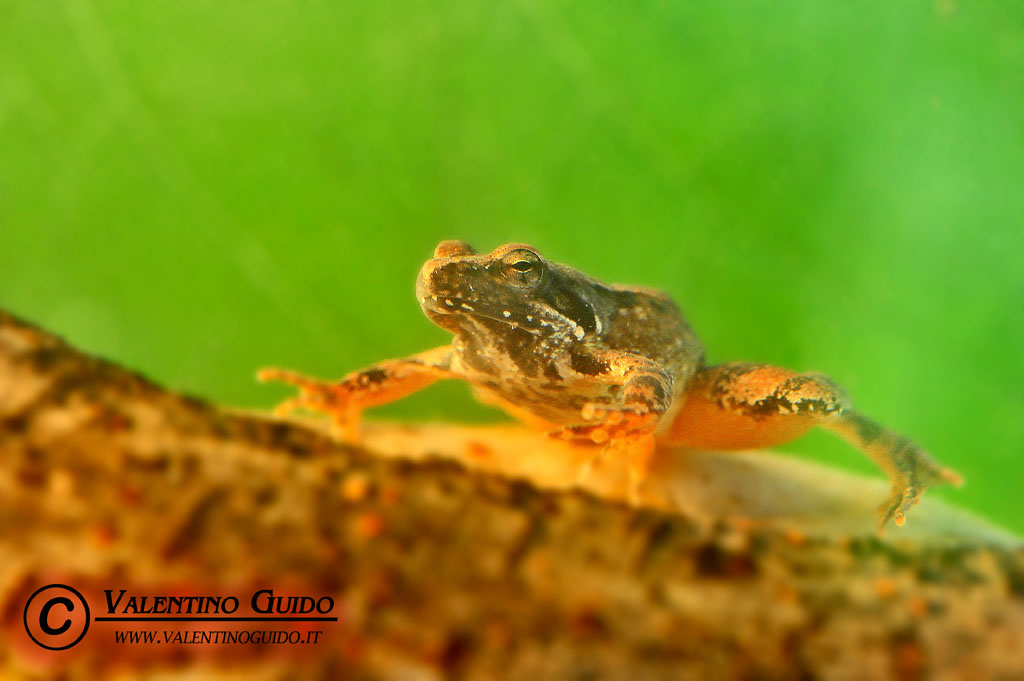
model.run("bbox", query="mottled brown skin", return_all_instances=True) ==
[260,241,962,529]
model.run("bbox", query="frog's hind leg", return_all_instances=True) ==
[665,363,842,450]
[825,410,962,528]
[258,345,456,441]
[664,362,962,529]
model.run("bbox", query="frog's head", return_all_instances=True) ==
[416,240,603,346]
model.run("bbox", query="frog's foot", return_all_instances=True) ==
[257,368,342,416]
[820,410,962,530]
[257,367,361,442]
[876,444,963,530]
[548,403,659,444]
[550,404,659,502]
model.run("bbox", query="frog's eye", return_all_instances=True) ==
[501,249,543,286]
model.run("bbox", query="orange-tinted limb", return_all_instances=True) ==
[664,362,962,529]
[550,351,673,498]
[258,346,456,441]
[825,410,962,528]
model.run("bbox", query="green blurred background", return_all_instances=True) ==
[1,1,1021,531]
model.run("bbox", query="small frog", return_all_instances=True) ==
[259,241,962,528]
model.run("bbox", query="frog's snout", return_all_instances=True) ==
[415,262,434,303]
[417,260,462,301]
[418,241,481,304]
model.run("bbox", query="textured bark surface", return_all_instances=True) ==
[0,310,1021,680]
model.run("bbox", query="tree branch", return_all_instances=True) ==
[0,310,1021,680]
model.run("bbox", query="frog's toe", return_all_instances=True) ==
[877,468,960,530]
[257,367,309,386]
[268,390,334,420]
[270,396,306,419]
[875,443,965,531]
[581,402,648,422]
[256,367,280,383]
[939,466,965,487]
[877,485,919,530]
[260,368,348,404]
[547,423,613,444]
[580,402,608,422]
[911,450,963,490]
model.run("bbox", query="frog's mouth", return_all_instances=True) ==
[418,294,544,336]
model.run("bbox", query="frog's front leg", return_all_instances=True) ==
[550,351,675,495]
[258,346,456,441]
[552,351,674,442]
[665,362,962,529]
